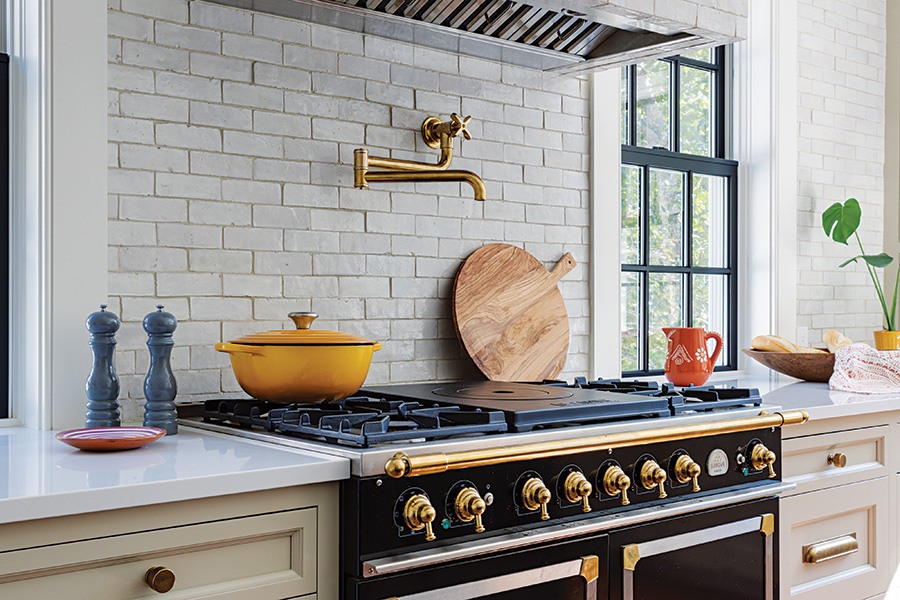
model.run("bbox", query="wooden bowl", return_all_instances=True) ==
[742,349,835,382]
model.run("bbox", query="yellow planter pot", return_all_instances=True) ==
[873,330,900,350]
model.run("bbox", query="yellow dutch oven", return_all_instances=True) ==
[215,312,382,403]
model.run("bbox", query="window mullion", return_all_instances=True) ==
[671,58,680,153]
[641,164,651,373]
[685,170,693,328]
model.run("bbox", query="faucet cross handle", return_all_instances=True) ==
[450,113,473,140]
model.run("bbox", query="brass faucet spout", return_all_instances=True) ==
[363,170,486,201]
[366,135,454,172]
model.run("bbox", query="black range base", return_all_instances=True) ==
[342,426,780,566]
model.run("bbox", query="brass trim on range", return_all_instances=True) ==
[802,533,859,564]
[759,513,775,537]
[384,410,809,478]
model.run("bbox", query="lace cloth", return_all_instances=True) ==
[829,343,900,393]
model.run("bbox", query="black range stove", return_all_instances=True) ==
[196,379,763,447]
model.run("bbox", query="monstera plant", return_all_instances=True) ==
[822,198,900,346]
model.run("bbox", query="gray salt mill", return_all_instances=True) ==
[85,304,121,427]
[143,305,178,435]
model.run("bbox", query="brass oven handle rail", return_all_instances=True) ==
[385,410,809,478]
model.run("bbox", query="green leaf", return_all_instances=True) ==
[822,198,861,245]
[838,256,860,268]
[862,253,894,268]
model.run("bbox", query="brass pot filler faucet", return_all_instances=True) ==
[353,113,487,201]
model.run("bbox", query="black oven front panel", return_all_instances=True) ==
[345,427,780,564]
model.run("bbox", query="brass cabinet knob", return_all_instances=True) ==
[751,443,777,478]
[640,460,667,499]
[145,566,176,594]
[522,477,552,520]
[602,465,631,506]
[454,487,487,533]
[564,470,593,513]
[674,454,702,492]
[828,452,847,468]
[404,494,437,541]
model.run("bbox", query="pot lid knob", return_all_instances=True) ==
[288,312,317,330]
[86,304,120,334]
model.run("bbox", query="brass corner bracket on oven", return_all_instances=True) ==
[353,113,487,201]
[384,410,810,479]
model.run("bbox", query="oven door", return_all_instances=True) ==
[609,498,778,600]
[348,535,607,600]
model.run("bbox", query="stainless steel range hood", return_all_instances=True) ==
[207,0,746,74]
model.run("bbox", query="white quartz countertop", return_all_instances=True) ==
[0,426,349,525]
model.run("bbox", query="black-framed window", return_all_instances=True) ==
[2,53,8,417]
[620,46,738,376]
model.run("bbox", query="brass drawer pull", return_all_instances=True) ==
[802,534,858,564]
[145,566,176,593]
[827,453,847,468]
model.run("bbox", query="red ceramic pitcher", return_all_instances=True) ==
[663,327,723,386]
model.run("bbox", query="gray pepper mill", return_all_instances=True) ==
[142,305,178,435]
[85,304,121,428]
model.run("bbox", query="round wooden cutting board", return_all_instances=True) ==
[452,243,576,382]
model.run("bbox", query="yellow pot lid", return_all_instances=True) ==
[230,313,379,346]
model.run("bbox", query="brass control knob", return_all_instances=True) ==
[751,443,777,479]
[602,465,631,506]
[404,494,437,542]
[564,470,593,513]
[674,454,702,492]
[640,460,668,499]
[521,477,552,520]
[454,487,487,533]
[145,566,176,594]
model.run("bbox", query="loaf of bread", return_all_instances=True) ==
[823,329,853,353]
[751,335,801,353]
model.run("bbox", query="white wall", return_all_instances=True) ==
[795,0,886,346]
[106,0,593,421]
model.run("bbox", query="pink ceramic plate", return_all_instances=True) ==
[55,427,166,451]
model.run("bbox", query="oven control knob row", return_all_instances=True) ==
[674,454,702,492]
[522,477,552,520]
[640,460,668,499]
[404,494,437,542]
[602,465,631,506]
[750,442,777,478]
[564,470,593,513]
[454,487,487,533]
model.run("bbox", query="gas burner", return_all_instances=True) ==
[199,396,508,448]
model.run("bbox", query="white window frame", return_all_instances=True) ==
[590,0,799,379]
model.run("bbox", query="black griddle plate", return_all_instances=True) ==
[361,381,671,432]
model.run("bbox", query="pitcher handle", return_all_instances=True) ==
[705,331,723,370]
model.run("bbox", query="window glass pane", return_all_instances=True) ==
[621,271,641,372]
[636,59,670,150]
[679,66,713,156]
[692,174,727,267]
[621,165,642,265]
[621,67,629,145]
[649,168,684,266]
[681,47,713,63]
[649,273,683,370]
[692,274,728,366]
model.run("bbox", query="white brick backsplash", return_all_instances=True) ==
[189,2,251,34]
[190,249,252,273]
[155,22,220,52]
[222,179,281,204]
[189,53,251,83]
[156,123,221,151]
[109,0,592,406]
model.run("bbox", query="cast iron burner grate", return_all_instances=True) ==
[545,377,763,414]
[200,396,508,447]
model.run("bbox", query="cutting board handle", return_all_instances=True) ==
[549,253,576,283]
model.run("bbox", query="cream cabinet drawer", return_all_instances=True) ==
[0,508,316,600]
[782,426,888,495]
[781,477,890,599]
